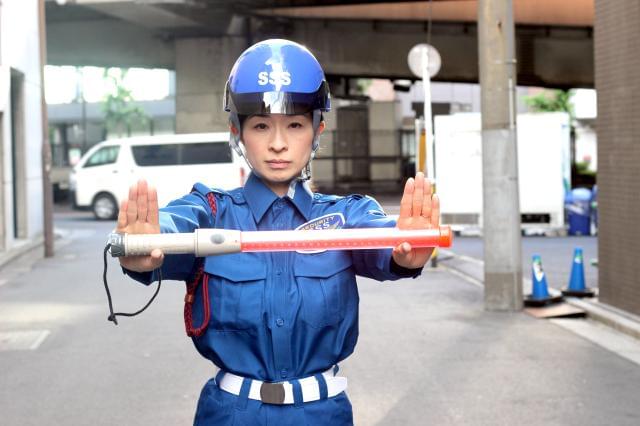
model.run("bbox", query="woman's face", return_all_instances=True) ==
[240,113,324,196]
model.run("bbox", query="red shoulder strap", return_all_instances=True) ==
[183,192,217,337]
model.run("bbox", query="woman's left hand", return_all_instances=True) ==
[393,172,440,269]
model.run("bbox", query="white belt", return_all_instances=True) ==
[217,368,348,405]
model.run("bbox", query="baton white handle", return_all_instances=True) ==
[109,230,241,257]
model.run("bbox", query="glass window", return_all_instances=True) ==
[84,146,120,168]
[180,142,232,165]
[132,144,179,166]
[132,142,231,166]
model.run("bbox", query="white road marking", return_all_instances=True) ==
[0,330,51,351]
[439,264,483,288]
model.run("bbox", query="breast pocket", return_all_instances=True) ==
[294,251,355,329]
[203,253,266,332]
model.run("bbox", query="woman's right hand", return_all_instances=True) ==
[116,179,164,273]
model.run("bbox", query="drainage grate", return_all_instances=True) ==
[0,330,50,351]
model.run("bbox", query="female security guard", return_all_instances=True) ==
[118,39,440,425]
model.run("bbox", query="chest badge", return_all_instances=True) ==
[295,213,345,253]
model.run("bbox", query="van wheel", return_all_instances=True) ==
[92,193,118,220]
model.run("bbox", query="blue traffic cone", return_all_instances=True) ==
[562,248,595,297]
[524,255,563,307]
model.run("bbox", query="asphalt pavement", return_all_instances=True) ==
[0,207,639,425]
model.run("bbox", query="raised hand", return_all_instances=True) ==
[393,172,440,269]
[115,179,164,272]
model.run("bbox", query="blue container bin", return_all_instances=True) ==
[565,188,592,236]
[591,185,598,234]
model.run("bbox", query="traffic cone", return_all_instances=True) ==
[562,248,595,297]
[524,255,563,307]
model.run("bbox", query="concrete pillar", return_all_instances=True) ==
[39,0,54,257]
[478,0,523,311]
[175,37,245,133]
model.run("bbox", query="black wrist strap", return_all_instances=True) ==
[102,243,162,325]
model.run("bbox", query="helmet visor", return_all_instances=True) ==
[225,81,330,115]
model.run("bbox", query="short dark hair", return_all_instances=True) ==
[239,112,321,131]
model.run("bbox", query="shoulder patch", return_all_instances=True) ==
[296,212,345,231]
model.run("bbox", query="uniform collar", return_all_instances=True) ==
[244,173,313,223]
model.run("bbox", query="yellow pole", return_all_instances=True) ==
[418,128,426,173]
[422,128,438,267]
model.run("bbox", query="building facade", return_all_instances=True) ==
[0,0,45,262]
[595,0,640,316]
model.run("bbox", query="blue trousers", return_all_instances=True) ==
[193,377,354,426]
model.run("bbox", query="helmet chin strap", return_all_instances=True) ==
[229,110,323,186]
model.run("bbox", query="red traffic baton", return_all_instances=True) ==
[108,226,453,257]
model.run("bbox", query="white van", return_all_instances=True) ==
[70,132,247,220]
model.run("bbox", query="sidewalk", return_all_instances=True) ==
[0,236,44,272]
[0,200,78,272]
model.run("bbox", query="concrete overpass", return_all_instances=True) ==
[46,0,594,132]
[46,1,594,87]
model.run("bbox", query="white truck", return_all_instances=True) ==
[434,112,571,235]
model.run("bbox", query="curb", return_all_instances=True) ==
[0,228,68,272]
[0,236,44,271]
[438,249,640,341]
[564,297,640,341]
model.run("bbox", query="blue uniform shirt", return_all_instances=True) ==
[127,173,422,382]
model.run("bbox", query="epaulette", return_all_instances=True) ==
[312,193,368,203]
[312,193,345,203]
[191,182,225,197]
[190,182,246,204]
[227,187,247,204]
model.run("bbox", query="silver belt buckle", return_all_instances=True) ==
[260,381,286,404]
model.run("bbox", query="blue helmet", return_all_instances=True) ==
[224,39,331,116]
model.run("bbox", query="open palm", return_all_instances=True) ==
[393,172,440,269]
[115,179,164,272]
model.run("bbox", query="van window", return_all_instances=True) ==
[132,144,179,166]
[131,142,232,167]
[84,146,120,168]
[181,142,232,165]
